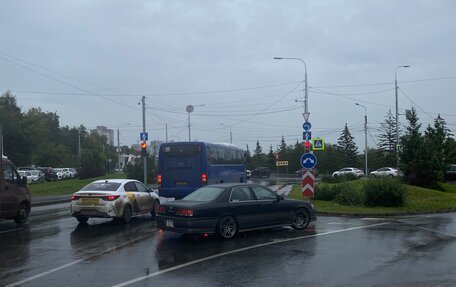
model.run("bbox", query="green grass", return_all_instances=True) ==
[29,173,127,197]
[289,180,456,214]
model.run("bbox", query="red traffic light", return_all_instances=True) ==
[304,141,311,149]
[140,141,147,149]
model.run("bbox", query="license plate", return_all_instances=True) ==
[166,219,174,228]
[80,198,100,205]
[175,181,188,186]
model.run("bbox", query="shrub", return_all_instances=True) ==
[335,185,364,206]
[364,178,406,207]
[314,184,338,201]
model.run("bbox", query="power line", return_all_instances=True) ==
[311,76,456,89]
[398,87,434,120]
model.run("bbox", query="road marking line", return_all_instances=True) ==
[112,222,390,287]
[6,231,157,287]
[6,259,84,287]
[0,228,25,234]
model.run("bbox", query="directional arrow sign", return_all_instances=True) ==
[303,121,311,131]
[140,132,148,141]
[300,153,317,169]
[303,131,312,141]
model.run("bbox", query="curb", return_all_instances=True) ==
[32,198,70,207]
[316,209,456,217]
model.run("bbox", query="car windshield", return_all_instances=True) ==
[80,182,121,192]
[183,186,225,202]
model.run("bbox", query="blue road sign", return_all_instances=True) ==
[300,153,317,169]
[303,131,312,141]
[140,132,148,141]
[303,122,312,131]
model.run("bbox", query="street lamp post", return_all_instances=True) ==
[186,104,205,142]
[117,123,131,171]
[273,57,308,113]
[395,65,411,168]
[355,103,368,176]
[220,124,232,144]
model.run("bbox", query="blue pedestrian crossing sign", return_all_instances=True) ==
[140,132,148,141]
[303,131,312,141]
[312,138,325,151]
[303,122,311,131]
[300,153,317,169]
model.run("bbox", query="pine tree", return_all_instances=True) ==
[252,140,265,167]
[399,107,426,186]
[244,144,253,169]
[378,110,399,166]
[423,114,453,184]
[337,123,359,167]
[267,145,276,170]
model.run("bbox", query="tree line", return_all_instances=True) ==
[2,91,455,187]
[0,91,120,178]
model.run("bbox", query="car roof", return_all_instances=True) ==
[90,179,137,184]
[202,183,265,189]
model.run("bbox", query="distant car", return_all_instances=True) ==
[18,171,33,184]
[53,168,65,180]
[246,170,251,179]
[70,179,160,224]
[370,167,402,178]
[17,167,36,171]
[251,167,271,178]
[156,183,317,239]
[29,170,46,183]
[445,164,456,181]
[37,167,58,181]
[332,167,364,178]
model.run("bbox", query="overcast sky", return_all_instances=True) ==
[1,0,455,153]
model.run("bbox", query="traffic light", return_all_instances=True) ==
[304,141,311,153]
[140,140,147,157]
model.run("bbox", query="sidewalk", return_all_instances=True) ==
[32,194,72,207]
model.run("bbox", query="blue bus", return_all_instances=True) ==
[157,142,247,199]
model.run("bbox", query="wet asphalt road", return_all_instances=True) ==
[1,189,455,286]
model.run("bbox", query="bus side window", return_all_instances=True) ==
[216,147,224,164]
[208,147,217,164]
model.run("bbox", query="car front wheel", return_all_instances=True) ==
[291,208,310,230]
[151,201,160,219]
[217,216,238,239]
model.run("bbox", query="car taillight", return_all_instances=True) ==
[157,174,162,187]
[157,206,166,214]
[71,195,79,201]
[176,209,194,216]
[201,173,207,185]
[102,195,120,201]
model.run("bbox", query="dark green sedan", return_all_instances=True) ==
[156,183,316,239]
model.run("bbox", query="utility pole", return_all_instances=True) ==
[142,96,147,185]
[355,103,368,176]
[395,65,410,168]
[78,129,81,169]
[117,128,120,171]
[165,124,168,142]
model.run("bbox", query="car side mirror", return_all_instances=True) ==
[277,195,284,201]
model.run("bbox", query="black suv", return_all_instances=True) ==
[251,167,271,178]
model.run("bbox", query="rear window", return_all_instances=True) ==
[81,182,121,191]
[162,144,201,157]
[183,186,225,201]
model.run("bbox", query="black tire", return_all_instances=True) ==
[76,216,89,224]
[122,205,132,223]
[291,208,310,230]
[389,174,394,178]
[14,203,29,225]
[151,200,160,219]
[217,216,238,239]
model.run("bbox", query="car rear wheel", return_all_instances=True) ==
[217,216,237,239]
[291,208,310,230]
[14,203,29,225]
[76,216,89,224]
[122,205,132,223]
